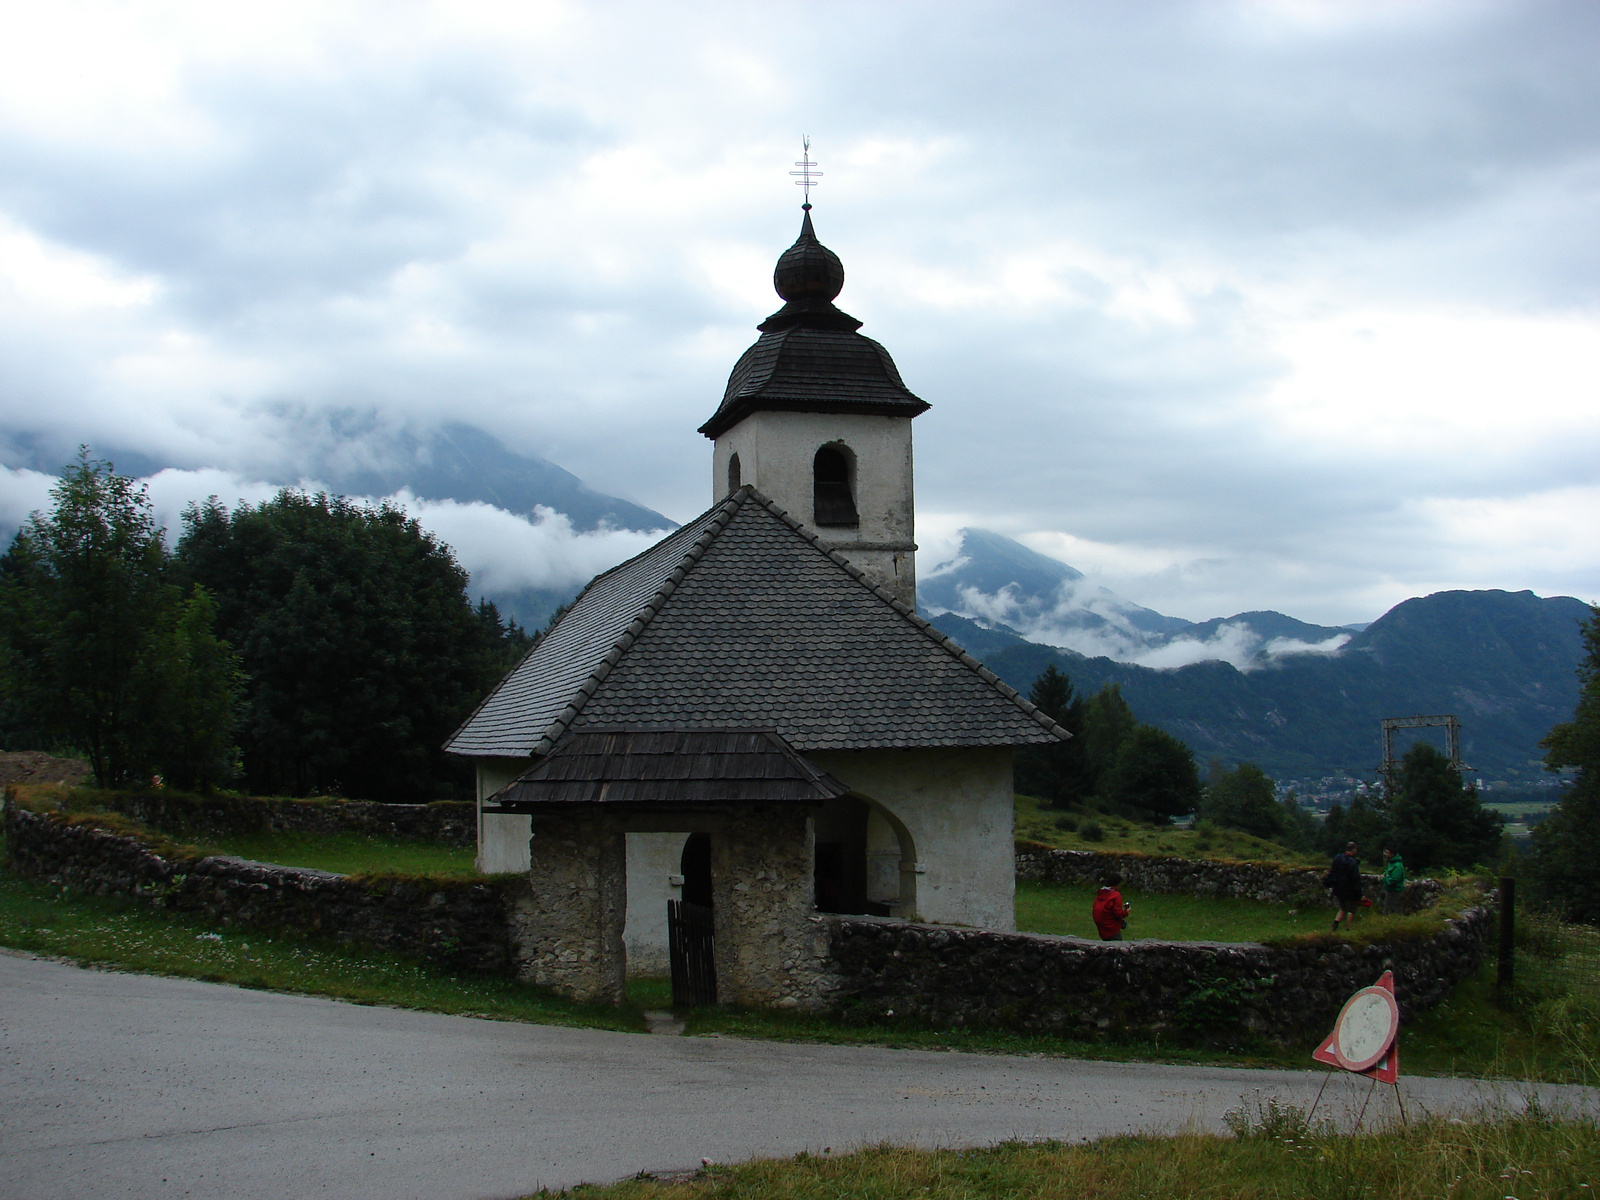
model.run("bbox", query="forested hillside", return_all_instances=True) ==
[933,588,1590,784]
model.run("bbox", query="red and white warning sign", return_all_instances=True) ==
[1313,969,1400,1084]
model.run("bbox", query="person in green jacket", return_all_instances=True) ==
[1381,849,1406,914]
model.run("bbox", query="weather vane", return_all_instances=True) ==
[790,135,822,209]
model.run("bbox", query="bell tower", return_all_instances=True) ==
[699,205,930,608]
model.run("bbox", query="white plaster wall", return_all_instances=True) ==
[475,758,532,874]
[808,746,1016,931]
[623,831,689,977]
[713,410,917,607]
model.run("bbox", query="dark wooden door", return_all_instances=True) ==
[667,900,717,1008]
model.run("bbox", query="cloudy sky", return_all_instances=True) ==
[1,0,1595,627]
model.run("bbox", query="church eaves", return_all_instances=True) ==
[697,211,929,440]
[444,486,1067,759]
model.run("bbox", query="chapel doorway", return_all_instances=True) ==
[669,833,717,1006]
[679,832,713,907]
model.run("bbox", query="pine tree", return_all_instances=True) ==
[1015,663,1088,807]
[1080,683,1138,798]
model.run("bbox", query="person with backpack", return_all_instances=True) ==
[1325,842,1363,932]
[1092,872,1131,941]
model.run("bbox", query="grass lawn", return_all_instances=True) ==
[0,870,642,1032]
[1016,879,1339,943]
[1014,793,1322,865]
[184,829,479,877]
[542,1113,1598,1200]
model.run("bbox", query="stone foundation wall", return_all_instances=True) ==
[5,806,520,972]
[823,906,1490,1044]
[37,787,476,848]
[1015,844,1442,913]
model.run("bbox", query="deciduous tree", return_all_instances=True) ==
[1202,761,1283,839]
[177,491,523,801]
[1105,724,1201,824]
[0,452,239,788]
[1389,742,1503,871]
[1530,604,1600,921]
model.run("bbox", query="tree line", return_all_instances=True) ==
[0,452,532,800]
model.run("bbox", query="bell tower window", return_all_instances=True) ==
[813,445,858,528]
[727,452,741,496]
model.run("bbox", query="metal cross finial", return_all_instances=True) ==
[790,135,822,209]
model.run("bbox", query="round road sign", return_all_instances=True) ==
[1332,985,1399,1072]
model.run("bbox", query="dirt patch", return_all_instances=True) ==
[0,753,92,787]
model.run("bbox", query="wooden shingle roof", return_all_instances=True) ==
[697,211,929,440]
[445,487,1068,759]
[483,729,850,810]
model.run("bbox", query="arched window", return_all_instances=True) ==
[813,445,858,527]
[726,452,741,496]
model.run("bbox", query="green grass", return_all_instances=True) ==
[0,870,643,1032]
[545,1112,1599,1200]
[628,975,674,1009]
[1016,879,1341,943]
[1402,914,1600,1086]
[1014,793,1321,866]
[184,829,479,877]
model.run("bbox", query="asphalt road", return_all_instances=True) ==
[2,952,1593,1200]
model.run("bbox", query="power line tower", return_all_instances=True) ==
[1379,714,1468,796]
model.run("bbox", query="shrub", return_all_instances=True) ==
[1080,821,1105,842]
[1054,815,1079,832]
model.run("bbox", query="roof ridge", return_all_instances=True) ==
[525,490,748,755]
[739,486,1069,743]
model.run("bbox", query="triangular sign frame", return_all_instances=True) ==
[1313,970,1399,1083]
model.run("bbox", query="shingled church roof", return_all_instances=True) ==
[698,211,929,440]
[445,487,1066,759]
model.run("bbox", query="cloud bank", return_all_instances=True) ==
[2,464,661,602]
[0,0,1596,625]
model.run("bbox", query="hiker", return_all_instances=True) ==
[1381,848,1406,914]
[1325,842,1363,932]
[1092,872,1131,941]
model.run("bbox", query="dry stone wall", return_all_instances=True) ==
[823,906,1490,1045]
[5,806,519,973]
[1016,844,1442,913]
[5,797,1488,1044]
[50,788,476,847]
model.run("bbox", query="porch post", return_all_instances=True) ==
[509,811,627,1004]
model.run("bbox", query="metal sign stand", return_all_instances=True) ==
[1308,970,1407,1130]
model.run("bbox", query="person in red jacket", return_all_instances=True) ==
[1092,872,1131,941]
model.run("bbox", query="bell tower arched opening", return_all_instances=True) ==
[812,444,858,528]
[726,452,741,497]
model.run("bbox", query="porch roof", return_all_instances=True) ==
[481,728,850,812]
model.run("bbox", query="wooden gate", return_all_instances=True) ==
[667,900,717,1007]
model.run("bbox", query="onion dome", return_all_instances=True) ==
[773,208,844,303]
[698,209,929,440]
